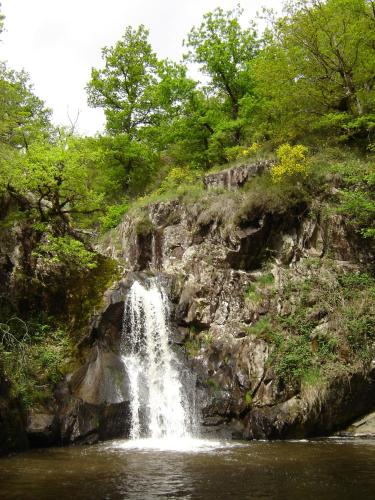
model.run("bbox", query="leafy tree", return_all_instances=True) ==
[0,65,52,197]
[93,133,158,196]
[5,134,104,233]
[253,0,375,143]
[34,235,97,271]
[87,25,159,137]
[0,64,51,150]
[144,88,220,169]
[185,6,259,125]
[86,27,201,193]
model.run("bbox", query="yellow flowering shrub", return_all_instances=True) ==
[271,144,309,182]
[225,143,260,162]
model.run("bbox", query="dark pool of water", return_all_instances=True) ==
[1,438,374,499]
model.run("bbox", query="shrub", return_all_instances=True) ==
[244,283,261,303]
[328,157,375,239]
[156,166,201,195]
[0,320,74,408]
[224,143,260,162]
[274,335,312,382]
[33,235,97,272]
[100,201,129,231]
[271,143,309,182]
[246,316,271,339]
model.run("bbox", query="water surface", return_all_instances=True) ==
[1,438,375,499]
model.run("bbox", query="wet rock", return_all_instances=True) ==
[70,346,130,405]
[245,368,375,439]
[96,189,375,441]
[59,397,130,445]
[0,375,28,455]
[27,411,59,447]
[341,411,375,437]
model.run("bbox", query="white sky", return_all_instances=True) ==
[0,0,283,136]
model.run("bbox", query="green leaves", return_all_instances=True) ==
[0,64,51,149]
[87,25,159,136]
[1,132,106,233]
[185,6,258,110]
[33,235,97,272]
[253,0,375,144]
[331,158,375,239]
[185,5,259,141]
[87,25,197,139]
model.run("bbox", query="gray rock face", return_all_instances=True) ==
[97,180,375,440]
[55,275,138,445]
[3,163,374,450]
[203,160,275,190]
[342,411,375,438]
[59,397,130,445]
[26,411,59,447]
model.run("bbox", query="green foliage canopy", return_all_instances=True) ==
[87,25,159,137]
[254,0,375,143]
[186,6,259,122]
[5,134,104,231]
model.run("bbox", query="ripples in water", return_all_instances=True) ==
[1,438,375,500]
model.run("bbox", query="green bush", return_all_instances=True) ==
[33,235,97,272]
[266,265,375,387]
[100,202,129,231]
[244,283,261,303]
[274,335,312,382]
[0,320,74,408]
[325,157,375,239]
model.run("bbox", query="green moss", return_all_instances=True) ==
[257,272,275,286]
[246,316,271,339]
[200,331,213,346]
[206,377,220,392]
[301,367,324,388]
[244,283,261,303]
[244,391,253,406]
[67,254,120,331]
[184,337,201,358]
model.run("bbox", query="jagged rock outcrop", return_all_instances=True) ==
[98,180,375,439]
[1,162,374,451]
[203,160,274,190]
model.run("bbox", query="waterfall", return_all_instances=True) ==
[121,278,196,441]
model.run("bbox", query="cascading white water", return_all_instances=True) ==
[121,278,196,441]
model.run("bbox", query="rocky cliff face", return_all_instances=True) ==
[1,162,375,452]
[96,161,375,440]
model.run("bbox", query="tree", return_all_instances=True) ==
[0,65,52,198]
[87,25,159,137]
[253,0,375,143]
[93,133,158,196]
[185,6,259,124]
[5,134,104,234]
[0,64,51,150]
[87,27,202,191]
